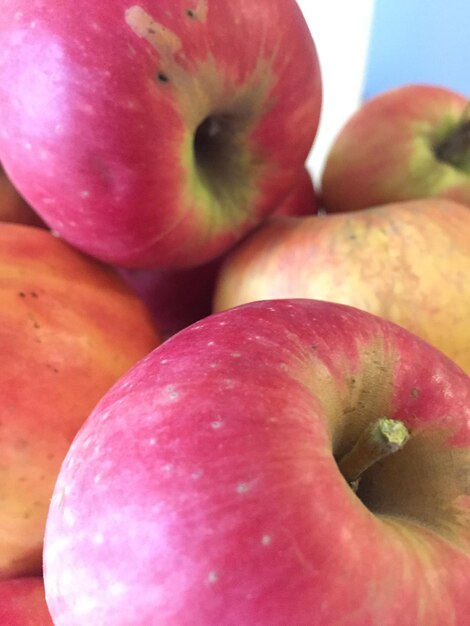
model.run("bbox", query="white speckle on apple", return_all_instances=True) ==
[160,358,168,364]
[192,469,203,480]
[63,507,75,527]
[55,123,64,134]
[24,141,32,151]
[165,384,180,400]
[207,340,215,346]
[236,482,250,494]
[149,437,157,445]
[231,352,241,358]
[211,420,223,429]
[14,11,23,20]
[162,464,173,473]
[219,321,227,326]
[223,379,235,389]
[93,473,102,483]
[80,190,90,199]
[207,571,218,584]
[261,535,272,546]
[92,532,105,545]
[209,362,217,368]
[30,21,37,28]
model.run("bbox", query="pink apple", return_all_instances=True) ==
[44,299,470,625]
[118,167,319,338]
[0,223,160,579]
[0,578,53,626]
[321,84,470,212]
[0,0,322,268]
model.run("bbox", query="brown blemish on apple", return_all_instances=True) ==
[125,7,183,59]
[186,0,209,22]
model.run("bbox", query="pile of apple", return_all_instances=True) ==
[0,1,469,625]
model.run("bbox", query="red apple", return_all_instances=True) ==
[274,166,320,217]
[0,164,43,226]
[213,199,470,374]
[44,299,470,625]
[0,0,322,269]
[0,223,160,579]
[0,578,53,626]
[321,84,470,212]
[118,167,319,338]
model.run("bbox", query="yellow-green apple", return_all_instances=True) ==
[0,223,160,579]
[321,85,470,212]
[0,165,43,226]
[0,578,53,625]
[214,199,470,373]
[43,299,470,625]
[118,167,319,338]
[0,0,322,269]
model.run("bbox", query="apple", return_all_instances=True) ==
[0,578,53,625]
[320,84,470,212]
[118,167,319,338]
[0,164,43,226]
[0,0,322,269]
[213,199,470,374]
[43,299,470,625]
[274,166,320,217]
[118,255,222,340]
[0,223,160,579]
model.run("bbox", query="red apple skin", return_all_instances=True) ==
[0,578,53,626]
[0,224,160,579]
[321,85,470,212]
[0,0,322,269]
[213,199,470,374]
[0,165,43,226]
[44,300,470,625]
[118,168,319,338]
[274,166,320,217]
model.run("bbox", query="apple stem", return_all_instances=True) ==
[338,418,410,492]
[434,102,470,169]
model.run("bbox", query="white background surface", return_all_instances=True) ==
[296,1,375,182]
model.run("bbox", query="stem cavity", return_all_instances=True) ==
[338,418,411,492]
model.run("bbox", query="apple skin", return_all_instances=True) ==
[213,199,470,374]
[321,84,470,212]
[0,223,160,579]
[43,299,470,625]
[0,0,321,269]
[0,165,43,226]
[0,578,53,626]
[118,167,319,338]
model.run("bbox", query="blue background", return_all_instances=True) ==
[363,0,470,100]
